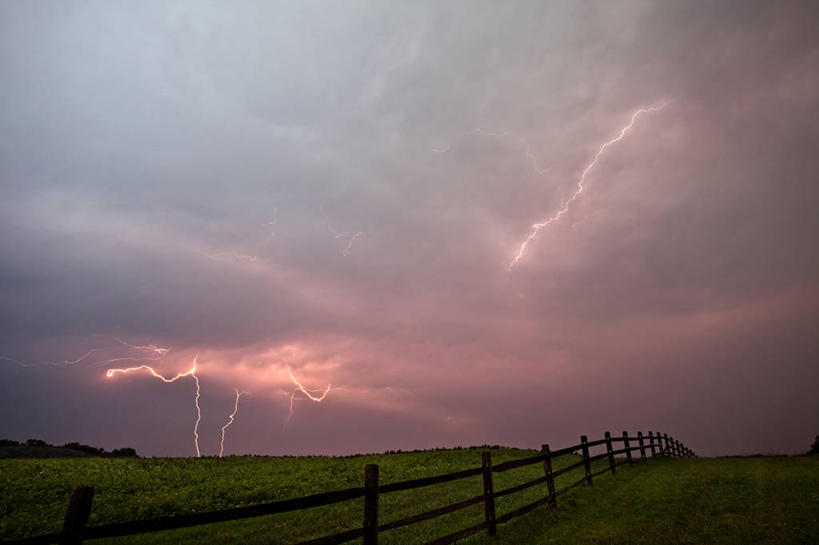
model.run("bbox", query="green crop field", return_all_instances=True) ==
[1,449,817,544]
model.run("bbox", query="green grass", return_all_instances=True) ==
[1,450,817,544]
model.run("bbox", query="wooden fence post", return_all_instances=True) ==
[648,431,657,457]
[622,431,632,466]
[60,487,94,545]
[604,432,615,475]
[637,431,646,462]
[363,464,379,545]
[541,444,556,508]
[663,433,670,456]
[675,440,681,457]
[580,435,593,487]
[655,431,664,455]
[481,452,497,536]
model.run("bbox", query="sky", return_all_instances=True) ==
[0,1,817,458]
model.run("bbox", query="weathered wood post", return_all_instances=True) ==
[648,431,657,457]
[675,439,681,457]
[622,431,632,466]
[541,444,556,508]
[604,431,616,475]
[580,435,593,487]
[363,464,379,545]
[481,452,497,536]
[637,431,646,462]
[655,431,664,455]
[663,433,670,456]
[60,487,94,545]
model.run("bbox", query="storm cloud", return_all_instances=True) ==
[1,1,817,457]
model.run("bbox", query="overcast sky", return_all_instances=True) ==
[1,1,817,457]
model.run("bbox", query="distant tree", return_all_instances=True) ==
[809,435,819,455]
[0,439,21,447]
[110,447,138,457]
[25,439,49,447]
[62,442,105,456]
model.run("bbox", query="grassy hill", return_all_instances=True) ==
[1,448,817,544]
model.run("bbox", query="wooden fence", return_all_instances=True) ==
[2,431,695,545]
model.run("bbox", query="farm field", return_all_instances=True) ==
[1,449,817,545]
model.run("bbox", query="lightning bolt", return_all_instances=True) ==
[2,349,104,368]
[474,128,550,177]
[219,389,248,457]
[51,348,103,367]
[202,205,279,265]
[106,355,202,457]
[0,356,33,368]
[201,251,259,263]
[192,370,201,458]
[432,128,549,178]
[341,231,363,256]
[322,207,363,257]
[284,366,331,430]
[115,338,170,356]
[507,103,668,271]
[262,206,279,239]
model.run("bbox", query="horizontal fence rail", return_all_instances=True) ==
[1,431,696,545]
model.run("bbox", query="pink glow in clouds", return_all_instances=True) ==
[1,1,818,457]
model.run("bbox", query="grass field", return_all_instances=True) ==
[1,449,817,544]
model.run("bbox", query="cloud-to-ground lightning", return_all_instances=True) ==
[284,366,331,430]
[507,103,668,271]
[219,389,248,457]
[106,355,202,457]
